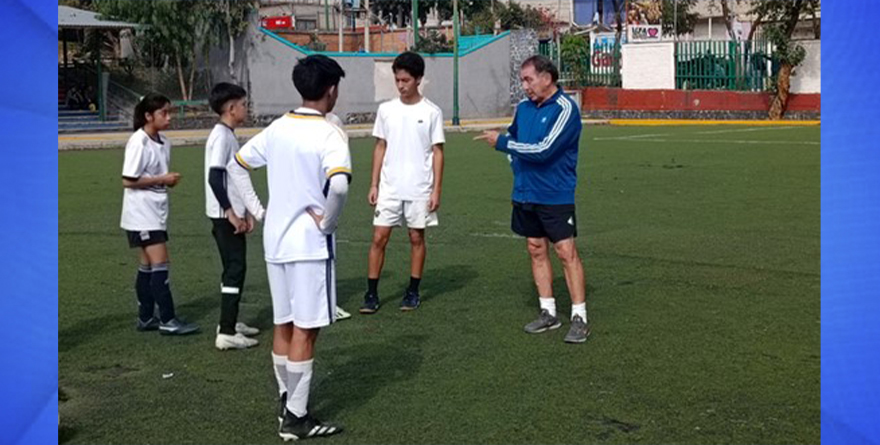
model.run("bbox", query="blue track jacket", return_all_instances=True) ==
[495,88,582,205]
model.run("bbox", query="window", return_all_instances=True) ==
[297,19,317,31]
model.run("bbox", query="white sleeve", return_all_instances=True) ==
[318,174,349,234]
[430,108,445,146]
[226,156,265,221]
[207,135,231,169]
[372,106,386,140]
[226,130,268,220]
[234,129,269,170]
[122,135,146,179]
[322,127,352,180]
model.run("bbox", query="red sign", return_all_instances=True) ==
[262,16,293,29]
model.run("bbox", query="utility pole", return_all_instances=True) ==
[364,0,370,52]
[452,0,460,126]
[338,0,344,52]
[325,0,330,30]
[412,0,419,48]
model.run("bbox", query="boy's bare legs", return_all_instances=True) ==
[362,226,393,313]
[401,228,426,310]
[275,322,321,419]
[408,228,426,279]
[368,226,393,279]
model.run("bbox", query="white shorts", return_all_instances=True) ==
[373,196,438,228]
[266,260,336,328]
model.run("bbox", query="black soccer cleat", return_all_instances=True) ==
[278,410,343,441]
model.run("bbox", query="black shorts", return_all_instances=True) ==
[126,230,169,248]
[511,202,577,243]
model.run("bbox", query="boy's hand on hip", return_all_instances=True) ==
[306,207,324,229]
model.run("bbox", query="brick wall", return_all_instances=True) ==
[580,88,820,120]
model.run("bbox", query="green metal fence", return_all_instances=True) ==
[675,38,776,91]
[539,39,621,88]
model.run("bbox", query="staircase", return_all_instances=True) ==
[58,67,131,134]
[58,107,129,133]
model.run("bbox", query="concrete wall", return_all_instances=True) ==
[791,40,820,94]
[245,28,512,122]
[621,42,675,90]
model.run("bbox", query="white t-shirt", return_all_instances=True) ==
[372,97,445,200]
[235,108,351,263]
[204,123,246,218]
[120,129,171,231]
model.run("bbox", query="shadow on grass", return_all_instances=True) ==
[311,335,426,419]
[59,295,214,353]
[422,264,478,304]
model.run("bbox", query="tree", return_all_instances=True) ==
[411,29,452,53]
[204,0,256,83]
[95,1,201,100]
[496,1,544,31]
[749,0,811,119]
[805,0,820,39]
[560,34,589,86]
[94,1,253,100]
[370,0,427,27]
[59,0,95,10]
[662,0,698,36]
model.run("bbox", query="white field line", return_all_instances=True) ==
[593,133,671,141]
[469,232,523,239]
[695,126,799,135]
[593,137,819,146]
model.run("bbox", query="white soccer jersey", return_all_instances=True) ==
[326,112,344,129]
[204,123,246,218]
[372,97,445,200]
[235,107,351,263]
[120,129,171,231]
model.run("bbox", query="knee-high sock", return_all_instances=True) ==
[150,263,176,323]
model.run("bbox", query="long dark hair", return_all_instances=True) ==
[133,93,171,131]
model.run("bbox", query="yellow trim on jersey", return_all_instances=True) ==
[235,152,252,170]
[326,167,351,177]
[285,113,325,120]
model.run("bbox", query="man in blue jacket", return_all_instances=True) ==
[475,55,590,344]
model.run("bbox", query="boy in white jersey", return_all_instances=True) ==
[227,55,349,441]
[360,51,445,314]
[205,82,260,350]
[121,93,198,336]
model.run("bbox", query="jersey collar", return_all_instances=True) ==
[290,107,324,117]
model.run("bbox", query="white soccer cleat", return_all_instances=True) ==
[215,333,259,350]
[335,306,351,321]
[235,322,260,336]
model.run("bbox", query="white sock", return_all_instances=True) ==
[572,302,587,322]
[286,359,314,418]
[539,297,557,317]
[272,353,287,396]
